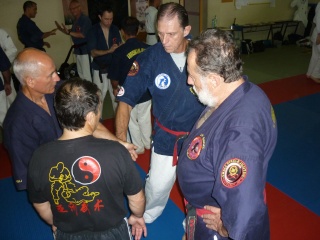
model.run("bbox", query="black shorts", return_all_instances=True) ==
[54,218,132,240]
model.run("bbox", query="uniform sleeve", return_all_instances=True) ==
[81,17,92,37]
[29,24,44,44]
[116,51,152,107]
[86,27,96,52]
[107,49,120,81]
[212,125,268,240]
[0,29,17,63]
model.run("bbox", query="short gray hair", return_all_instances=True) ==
[13,56,41,85]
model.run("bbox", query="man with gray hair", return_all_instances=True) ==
[3,48,137,191]
[177,29,277,239]
[116,2,205,223]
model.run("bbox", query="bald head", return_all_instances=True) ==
[13,48,54,85]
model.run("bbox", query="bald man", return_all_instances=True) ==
[3,48,137,191]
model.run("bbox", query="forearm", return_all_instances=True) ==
[33,202,54,225]
[128,190,145,218]
[115,102,132,141]
[93,122,118,141]
[2,69,11,84]
[42,29,56,39]
[111,80,119,90]
[69,31,85,38]
[91,49,111,58]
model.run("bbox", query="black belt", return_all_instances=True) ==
[147,33,156,35]
[186,203,197,240]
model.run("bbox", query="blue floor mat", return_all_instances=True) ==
[267,93,320,216]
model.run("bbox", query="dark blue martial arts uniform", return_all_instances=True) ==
[3,91,62,190]
[178,80,277,240]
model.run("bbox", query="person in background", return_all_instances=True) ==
[177,29,277,239]
[307,2,320,83]
[108,16,152,154]
[115,2,205,224]
[27,78,147,240]
[87,5,122,112]
[17,1,56,51]
[0,29,17,126]
[3,48,137,191]
[144,0,161,45]
[55,0,92,82]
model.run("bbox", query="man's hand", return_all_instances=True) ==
[43,42,51,48]
[4,83,12,96]
[120,141,138,161]
[55,21,68,34]
[49,28,57,36]
[128,215,147,240]
[201,205,228,237]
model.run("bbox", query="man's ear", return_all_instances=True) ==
[208,73,222,88]
[85,111,95,126]
[25,77,35,88]
[184,25,191,37]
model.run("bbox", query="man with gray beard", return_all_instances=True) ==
[177,29,277,240]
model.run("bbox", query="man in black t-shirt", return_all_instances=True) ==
[27,78,147,240]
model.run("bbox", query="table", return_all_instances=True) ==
[233,20,300,44]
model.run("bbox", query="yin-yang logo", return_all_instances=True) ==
[71,156,101,185]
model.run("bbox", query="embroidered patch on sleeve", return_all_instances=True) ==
[221,158,247,188]
[128,61,139,76]
[117,86,125,97]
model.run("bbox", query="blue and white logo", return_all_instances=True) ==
[155,73,171,90]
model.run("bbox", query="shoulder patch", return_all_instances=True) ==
[128,61,139,76]
[117,86,125,97]
[155,73,171,89]
[221,158,247,188]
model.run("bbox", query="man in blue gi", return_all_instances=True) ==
[17,1,56,51]
[3,48,137,191]
[108,16,152,154]
[177,29,277,240]
[87,5,122,112]
[55,0,92,82]
[115,2,205,223]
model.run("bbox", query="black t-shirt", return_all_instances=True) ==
[28,135,143,233]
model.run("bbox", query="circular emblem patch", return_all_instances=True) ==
[71,156,101,185]
[117,86,125,97]
[128,61,139,76]
[187,135,205,160]
[155,73,171,89]
[221,158,247,188]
